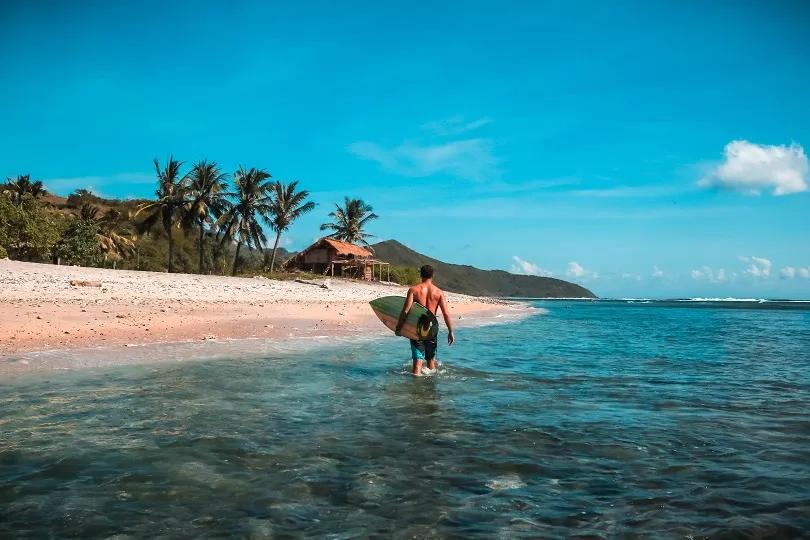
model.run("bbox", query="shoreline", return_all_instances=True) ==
[0,259,533,375]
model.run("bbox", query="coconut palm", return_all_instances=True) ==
[79,202,100,222]
[132,156,188,273]
[266,180,315,272]
[319,197,379,247]
[3,174,47,206]
[183,160,230,274]
[218,166,273,276]
[97,209,135,267]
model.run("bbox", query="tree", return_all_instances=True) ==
[183,160,230,274]
[79,202,100,222]
[54,218,103,267]
[218,166,273,276]
[97,209,135,266]
[0,194,64,261]
[319,197,379,247]
[132,157,188,273]
[3,174,47,206]
[267,180,314,272]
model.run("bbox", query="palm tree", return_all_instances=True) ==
[267,180,315,272]
[97,209,135,267]
[218,166,273,276]
[3,174,47,206]
[183,160,230,274]
[79,202,100,221]
[132,157,188,273]
[319,197,379,247]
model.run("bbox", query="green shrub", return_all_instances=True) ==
[388,265,420,285]
[0,245,7,259]
[54,219,103,267]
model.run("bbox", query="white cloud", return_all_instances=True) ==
[690,266,727,283]
[737,256,750,263]
[421,116,492,136]
[282,236,294,247]
[698,140,809,196]
[799,268,810,279]
[566,262,598,280]
[652,266,664,278]
[742,256,772,277]
[780,266,796,279]
[349,138,498,182]
[510,256,553,277]
[622,273,642,281]
[43,173,155,196]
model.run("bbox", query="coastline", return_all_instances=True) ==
[0,259,533,374]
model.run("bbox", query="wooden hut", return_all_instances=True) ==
[283,237,390,281]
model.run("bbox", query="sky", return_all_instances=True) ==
[2,0,809,299]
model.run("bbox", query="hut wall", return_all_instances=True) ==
[303,248,330,264]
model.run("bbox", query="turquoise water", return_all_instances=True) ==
[2,300,810,538]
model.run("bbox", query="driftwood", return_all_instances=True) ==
[69,280,102,287]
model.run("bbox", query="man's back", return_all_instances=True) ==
[409,282,444,314]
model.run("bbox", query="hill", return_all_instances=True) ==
[371,240,596,298]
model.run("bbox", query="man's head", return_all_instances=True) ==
[420,264,434,281]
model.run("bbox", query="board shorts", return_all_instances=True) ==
[410,338,437,362]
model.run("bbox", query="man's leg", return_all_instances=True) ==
[410,340,425,375]
[425,339,438,371]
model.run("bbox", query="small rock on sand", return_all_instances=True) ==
[69,280,102,287]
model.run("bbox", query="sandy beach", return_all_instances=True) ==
[0,260,526,373]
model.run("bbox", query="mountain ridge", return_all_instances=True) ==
[370,240,596,298]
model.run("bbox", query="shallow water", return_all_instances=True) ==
[2,300,810,538]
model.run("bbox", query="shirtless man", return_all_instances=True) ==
[394,265,455,376]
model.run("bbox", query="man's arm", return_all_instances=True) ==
[394,288,415,336]
[438,292,455,346]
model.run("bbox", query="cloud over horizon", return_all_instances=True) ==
[698,140,809,196]
[510,256,553,277]
[567,262,598,280]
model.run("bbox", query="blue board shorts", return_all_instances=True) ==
[410,338,437,361]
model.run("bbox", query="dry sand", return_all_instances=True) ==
[0,260,528,373]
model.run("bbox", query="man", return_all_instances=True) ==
[395,264,455,376]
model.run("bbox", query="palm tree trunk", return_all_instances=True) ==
[198,218,205,274]
[269,231,282,273]
[232,241,242,276]
[167,226,175,273]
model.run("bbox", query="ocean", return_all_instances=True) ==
[2,299,809,538]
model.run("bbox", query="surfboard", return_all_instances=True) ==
[369,295,440,342]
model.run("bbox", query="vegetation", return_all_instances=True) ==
[320,197,378,247]
[183,160,229,273]
[388,265,421,285]
[267,181,315,272]
[54,218,103,267]
[218,166,274,275]
[2,174,47,206]
[371,240,597,298]
[132,157,188,273]
[0,245,7,259]
[0,194,65,261]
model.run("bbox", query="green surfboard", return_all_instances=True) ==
[369,295,440,341]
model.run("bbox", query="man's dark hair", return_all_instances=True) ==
[420,265,434,280]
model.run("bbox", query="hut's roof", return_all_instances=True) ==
[322,238,372,258]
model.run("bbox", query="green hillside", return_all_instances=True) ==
[371,240,596,298]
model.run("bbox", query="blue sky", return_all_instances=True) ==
[2,0,809,298]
